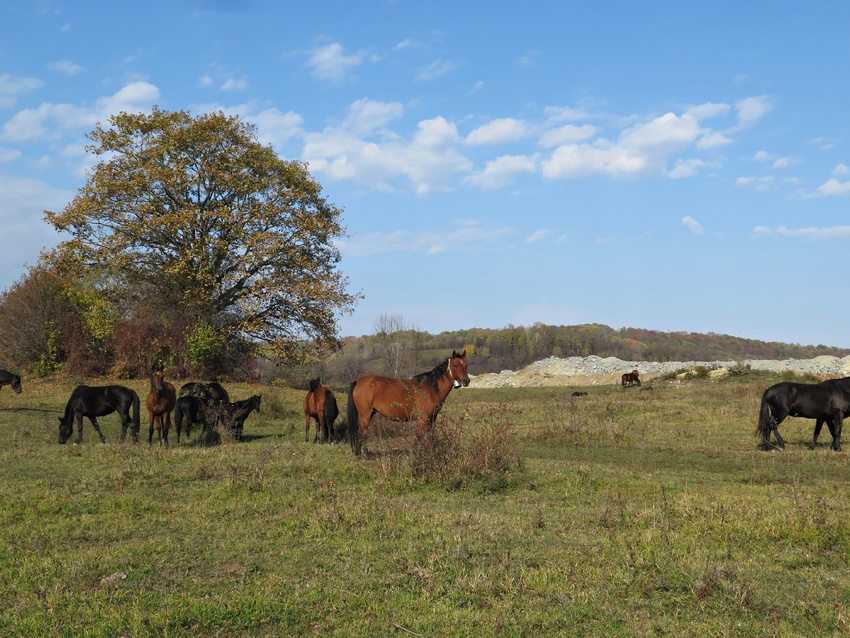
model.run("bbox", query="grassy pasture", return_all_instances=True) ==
[2,373,850,637]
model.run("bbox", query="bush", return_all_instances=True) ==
[410,403,525,491]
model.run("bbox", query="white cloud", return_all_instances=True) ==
[49,60,85,76]
[343,98,404,136]
[249,108,303,149]
[466,118,529,145]
[736,176,775,191]
[542,140,647,179]
[540,102,742,180]
[0,147,21,163]
[1,81,159,143]
[338,221,512,257]
[668,159,709,179]
[525,229,548,243]
[0,74,43,108]
[303,110,471,195]
[220,76,248,92]
[833,163,849,176]
[756,225,850,240]
[814,178,850,197]
[464,155,536,190]
[735,96,772,128]
[681,216,704,235]
[416,59,455,81]
[395,38,417,50]
[538,124,597,148]
[305,42,376,83]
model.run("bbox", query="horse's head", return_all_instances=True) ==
[11,375,21,394]
[252,395,262,413]
[448,350,470,388]
[308,378,320,392]
[151,369,167,396]
[58,415,72,444]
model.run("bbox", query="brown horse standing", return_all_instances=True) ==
[147,365,176,448]
[621,369,641,387]
[347,350,470,456]
[304,378,339,443]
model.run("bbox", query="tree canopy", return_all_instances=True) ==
[43,107,357,370]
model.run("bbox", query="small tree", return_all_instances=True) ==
[44,107,358,366]
[374,312,410,377]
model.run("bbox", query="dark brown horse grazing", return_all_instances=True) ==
[304,378,339,443]
[147,366,176,448]
[621,369,641,387]
[174,395,218,443]
[0,370,22,394]
[222,395,262,441]
[347,350,470,456]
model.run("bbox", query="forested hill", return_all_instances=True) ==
[334,323,850,379]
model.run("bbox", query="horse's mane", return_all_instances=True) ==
[412,358,451,394]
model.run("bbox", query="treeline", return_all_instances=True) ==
[298,323,850,386]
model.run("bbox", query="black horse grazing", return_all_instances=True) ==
[179,382,230,405]
[756,377,850,451]
[174,395,220,443]
[223,395,261,440]
[0,370,22,394]
[58,385,140,444]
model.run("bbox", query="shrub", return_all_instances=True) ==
[410,403,525,491]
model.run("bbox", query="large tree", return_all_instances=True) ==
[44,107,357,364]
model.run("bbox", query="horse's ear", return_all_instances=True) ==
[460,350,466,358]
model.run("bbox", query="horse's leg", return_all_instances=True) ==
[833,413,842,452]
[148,412,155,447]
[812,418,826,449]
[771,417,786,449]
[163,413,170,449]
[89,416,107,443]
[356,412,372,457]
[75,413,84,444]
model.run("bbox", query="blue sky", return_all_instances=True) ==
[2,1,850,348]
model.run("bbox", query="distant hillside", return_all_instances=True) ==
[307,323,850,384]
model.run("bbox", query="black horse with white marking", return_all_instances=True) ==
[756,377,850,451]
[58,385,140,444]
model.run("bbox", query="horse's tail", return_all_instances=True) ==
[756,388,773,443]
[132,389,141,434]
[325,389,339,434]
[174,399,184,435]
[347,381,359,453]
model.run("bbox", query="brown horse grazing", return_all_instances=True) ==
[304,378,339,443]
[347,350,470,456]
[0,369,22,394]
[146,366,176,448]
[621,369,641,387]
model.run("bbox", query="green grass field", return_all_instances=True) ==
[2,372,850,637]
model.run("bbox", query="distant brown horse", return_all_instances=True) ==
[621,369,641,387]
[347,350,470,456]
[147,365,176,448]
[304,378,339,443]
